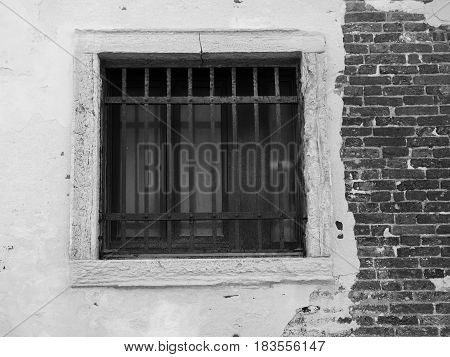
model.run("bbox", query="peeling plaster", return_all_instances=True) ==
[431,276,450,291]
[368,0,450,27]
[366,0,425,13]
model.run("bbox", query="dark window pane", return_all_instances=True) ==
[109,105,166,215]
[257,67,275,96]
[193,68,210,96]
[236,67,253,96]
[171,68,188,96]
[279,67,297,96]
[110,221,163,252]
[108,104,122,212]
[105,68,122,96]
[126,68,145,96]
[149,68,167,96]
[214,68,231,96]
[104,63,301,255]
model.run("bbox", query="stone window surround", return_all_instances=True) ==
[70,29,334,287]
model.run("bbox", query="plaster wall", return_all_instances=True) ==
[0,0,357,336]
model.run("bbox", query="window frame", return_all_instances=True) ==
[70,30,333,287]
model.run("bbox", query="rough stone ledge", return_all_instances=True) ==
[71,257,333,287]
[75,29,326,54]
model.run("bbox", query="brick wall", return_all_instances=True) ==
[340,0,450,336]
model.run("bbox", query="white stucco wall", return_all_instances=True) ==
[0,0,358,336]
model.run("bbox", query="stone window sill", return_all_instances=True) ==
[70,257,332,287]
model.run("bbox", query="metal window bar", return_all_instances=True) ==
[120,68,127,244]
[102,61,303,257]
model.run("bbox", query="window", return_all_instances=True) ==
[100,58,305,257]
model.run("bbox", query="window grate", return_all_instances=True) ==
[101,60,305,258]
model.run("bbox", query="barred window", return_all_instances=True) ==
[101,56,305,258]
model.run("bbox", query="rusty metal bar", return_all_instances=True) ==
[105,96,298,104]
[166,68,173,252]
[188,68,195,251]
[143,68,150,248]
[210,68,218,249]
[106,211,298,221]
[231,67,240,251]
[144,68,149,98]
[274,67,284,249]
[253,67,263,251]
[120,68,127,243]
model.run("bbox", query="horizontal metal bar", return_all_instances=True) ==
[102,252,303,259]
[104,96,299,104]
[105,211,299,221]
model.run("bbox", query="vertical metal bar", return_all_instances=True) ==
[253,67,263,251]
[231,67,240,251]
[274,67,284,250]
[166,68,172,252]
[160,108,167,251]
[144,68,149,97]
[143,68,150,249]
[120,68,127,244]
[134,106,139,215]
[188,68,195,251]
[210,68,218,250]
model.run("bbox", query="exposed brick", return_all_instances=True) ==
[407,137,449,147]
[397,180,439,191]
[424,269,445,279]
[350,106,390,116]
[436,303,450,314]
[387,12,424,22]
[341,6,450,337]
[354,327,394,336]
[379,65,418,74]
[374,33,401,43]
[383,22,403,32]
[421,54,450,63]
[377,315,418,325]
[383,86,424,95]
[420,257,450,268]
[414,75,450,85]
[366,97,403,107]
[364,137,406,147]
[373,127,415,137]
[402,280,436,290]
[382,147,409,157]
[345,12,386,23]
[391,43,432,53]
[375,258,418,269]
[358,246,395,257]
[391,303,433,314]
[396,327,439,336]
[403,96,435,105]
[365,54,406,64]
[397,246,440,257]
[344,43,369,54]
[396,106,439,116]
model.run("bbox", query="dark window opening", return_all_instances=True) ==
[101,59,305,258]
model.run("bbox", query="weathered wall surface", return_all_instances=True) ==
[0,0,356,337]
[1,0,447,337]
[341,0,450,336]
